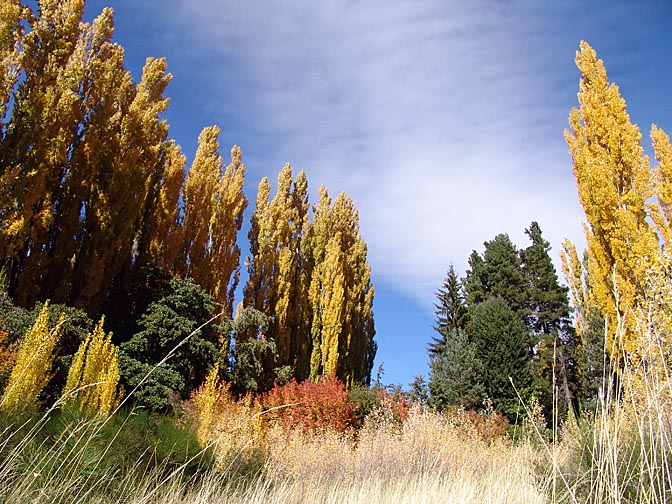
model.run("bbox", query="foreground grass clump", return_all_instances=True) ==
[0,407,212,503]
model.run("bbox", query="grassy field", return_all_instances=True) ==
[0,373,669,504]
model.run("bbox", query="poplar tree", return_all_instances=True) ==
[135,140,186,273]
[565,41,662,360]
[307,188,375,386]
[207,145,247,313]
[179,126,221,281]
[244,165,309,383]
[560,239,611,411]
[650,125,672,253]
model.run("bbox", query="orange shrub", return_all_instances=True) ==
[0,327,17,393]
[262,375,359,433]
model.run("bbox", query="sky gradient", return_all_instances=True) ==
[84,0,672,387]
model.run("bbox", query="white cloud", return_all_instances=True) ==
[133,0,604,308]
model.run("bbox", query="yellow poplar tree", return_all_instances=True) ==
[307,188,375,386]
[135,139,187,271]
[206,145,248,314]
[649,125,672,254]
[244,165,309,378]
[1,0,89,306]
[1,303,63,411]
[564,41,661,360]
[179,126,221,280]
[63,316,121,417]
[71,55,171,311]
[0,0,23,122]
[177,127,247,313]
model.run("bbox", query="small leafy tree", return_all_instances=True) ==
[1,303,63,411]
[63,316,122,417]
[262,375,358,433]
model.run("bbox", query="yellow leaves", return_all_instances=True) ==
[1,303,63,412]
[565,42,660,358]
[193,363,224,447]
[566,41,671,364]
[62,316,122,418]
[179,128,247,313]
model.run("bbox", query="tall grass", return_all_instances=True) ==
[1,299,672,502]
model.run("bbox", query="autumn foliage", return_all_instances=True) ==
[262,375,359,433]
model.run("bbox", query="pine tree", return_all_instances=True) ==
[467,297,531,420]
[428,328,485,411]
[463,250,488,308]
[565,41,662,360]
[463,234,528,318]
[429,264,467,355]
[521,222,576,419]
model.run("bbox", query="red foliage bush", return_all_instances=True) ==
[0,326,18,394]
[262,375,359,433]
[378,388,411,424]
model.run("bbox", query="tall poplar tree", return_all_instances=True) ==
[244,165,310,383]
[565,41,662,360]
[307,188,375,386]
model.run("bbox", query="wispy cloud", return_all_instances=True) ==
[120,0,669,309]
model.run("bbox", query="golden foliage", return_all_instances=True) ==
[62,316,122,417]
[191,370,265,471]
[1,303,63,411]
[565,41,663,360]
[307,188,375,386]
[178,128,247,314]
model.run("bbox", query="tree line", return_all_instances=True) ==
[0,1,375,412]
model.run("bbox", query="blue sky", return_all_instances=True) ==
[83,0,672,387]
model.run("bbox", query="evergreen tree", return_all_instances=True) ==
[429,264,467,356]
[463,234,528,318]
[428,329,485,411]
[463,250,488,308]
[119,278,222,412]
[468,297,531,420]
[520,222,577,420]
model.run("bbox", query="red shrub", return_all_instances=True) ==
[0,327,18,394]
[262,375,359,433]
